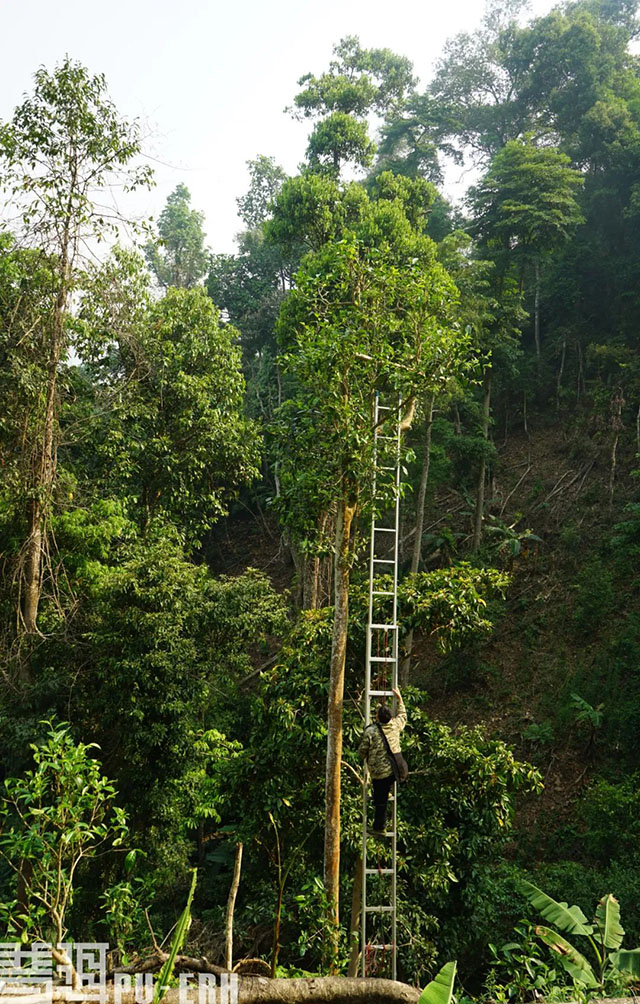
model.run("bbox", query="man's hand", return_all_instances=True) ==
[392,687,401,700]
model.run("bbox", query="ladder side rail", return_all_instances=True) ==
[362,390,380,978]
[391,397,401,980]
[363,391,402,980]
[392,783,397,980]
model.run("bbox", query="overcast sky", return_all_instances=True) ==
[2,0,558,254]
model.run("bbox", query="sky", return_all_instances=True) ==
[2,0,558,255]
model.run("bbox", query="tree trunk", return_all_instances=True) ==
[15,861,32,936]
[225,842,243,971]
[534,257,541,362]
[400,393,435,685]
[347,856,363,977]
[472,370,492,553]
[609,386,624,507]
[453,404,462,435]
[23,501,43,634]
[51,945,79,991]
[303,555,320,610]
[22,247,70,635]
[320,553,333,608]
[410,394,435,577]
[556,333,566,411]
[324,494,356,971]
[285,536,304,609]
[576,339,585,401]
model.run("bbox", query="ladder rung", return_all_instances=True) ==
[373,559,394,565]
[377,435,397,441]
[366,905,393,912]
[377,405,392,411]
[371,623,397,630]
[365,868,394,874]
[369,656,396,663]
[379,466,395,471]
[372,590,394,596]
[368,944,391,951]
[373,527,396,533]
[369,689,394,697]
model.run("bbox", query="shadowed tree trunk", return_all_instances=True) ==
[22,249,70,636]
[302,512,332,609]
[534,257,541,362]
[472,369,492,553]
[556,333,566,410]
[324,490,356,970]
[347,855,363,977]
[303,555,320,609]
[609,386,624,507]
[400,393,435,685]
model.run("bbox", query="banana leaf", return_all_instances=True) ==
[535,925,598,987]
[595,894,625,950]
[154,868,198,1003]
[418,960,457,1004]
[520,880,593,936]
[610,948,640,976]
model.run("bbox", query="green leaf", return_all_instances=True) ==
[520,880,593,935]
[124,849,138,873]
[595,894,624,950]
[534,926,598,987]
[610,949,640,976]
[418,960,457,1004]
[154,868,197,1003]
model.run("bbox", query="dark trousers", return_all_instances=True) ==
[372,774,395,832]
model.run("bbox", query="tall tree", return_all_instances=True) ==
[208,156,290,365]
[274,230,461,966]
[77,260,262,543]
[236,155,288,231]
[291,36,415,175]
[0,58,152,638]
[469,137,584,359]
[427,0,533,162]
[145,183,209,289]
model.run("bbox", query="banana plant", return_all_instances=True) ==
[520,880,640,990]
[154,868,198,1003]
[418,960,457,1004]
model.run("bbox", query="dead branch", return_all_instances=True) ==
[105,950,227,980]
[225,842,244,971]
[499,465,531,517]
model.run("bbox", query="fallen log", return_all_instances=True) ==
[233,976,421,1003]
[7,976,421,1004]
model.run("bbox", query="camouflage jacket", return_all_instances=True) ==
[358,696,407,780]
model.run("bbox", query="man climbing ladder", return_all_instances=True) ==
[359,687,407,834]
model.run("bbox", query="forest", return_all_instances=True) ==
[1,0,640,1001]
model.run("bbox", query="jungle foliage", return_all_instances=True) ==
[1,0,640,996]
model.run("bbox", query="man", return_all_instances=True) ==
[358,686,407,835]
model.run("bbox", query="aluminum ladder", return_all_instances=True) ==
[361,392,401,980]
